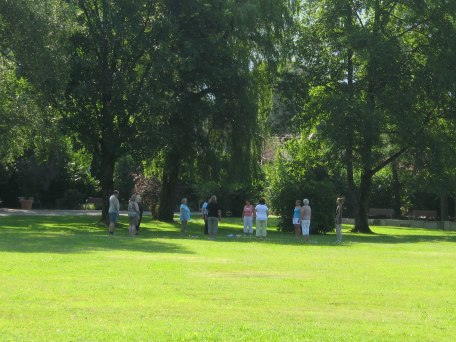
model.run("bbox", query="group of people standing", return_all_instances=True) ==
[292,197,344,243]
[195,197,269,240]
[109,190,344,243]
[293,199,312,242]
[108,190,143,237]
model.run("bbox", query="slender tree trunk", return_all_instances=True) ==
[157,149,181,222]
[392,161,401,218]
[354,173,373,233]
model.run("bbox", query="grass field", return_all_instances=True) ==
[0,214,455,341]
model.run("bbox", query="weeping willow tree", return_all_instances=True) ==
[154,0,294,221]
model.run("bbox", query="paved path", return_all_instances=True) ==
[0,209,152,217]
[0,208,103,216]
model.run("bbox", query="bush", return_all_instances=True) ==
[265,140,336,234]
[60,189,85,209]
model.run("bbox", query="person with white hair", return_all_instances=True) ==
[255,198,269,239]
[108,190,120,236]
[127,194,140,237]
[300,198,311,242]
[180,197,191,237]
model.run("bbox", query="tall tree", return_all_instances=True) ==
[63,0,162,220]
[291,0,456,232]
[0,0,71,191]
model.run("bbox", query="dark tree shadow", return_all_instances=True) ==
[1,216,455,253]
[0,216,194,254]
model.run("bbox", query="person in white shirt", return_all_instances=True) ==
[300,198,312,242]
[108,190,120,236]
[254,198,269,238]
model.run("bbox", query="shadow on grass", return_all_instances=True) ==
[1,216,455,253]
[0,216,194,255]
[175,222,456,246]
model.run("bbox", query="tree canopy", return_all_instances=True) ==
[1,0,456,231]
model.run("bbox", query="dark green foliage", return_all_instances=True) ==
[60,189,85,209]
[268,165,335,233]
[194,181,260,217]
[113,154,138,202]
[265,135,336,233]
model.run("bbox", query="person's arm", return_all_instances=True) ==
[335,206,341,222]
[218,209,222,221]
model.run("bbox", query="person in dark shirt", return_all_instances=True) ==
[135,195,144,235]
[206,195,221,240]
[335,197,344,243]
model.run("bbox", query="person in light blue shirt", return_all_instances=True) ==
[202,198,209,235]
[180,198,191,237]
[293,200,302,239]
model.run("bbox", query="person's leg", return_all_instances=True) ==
[180,220,187,236]
[247,217,253,234]
[213,218,219,238]
[108,212,116,235]
[204,217,208,235]
[294,223,300,239]
[128,217,133,236]
[243,217,248,234]
[336,224,342,242]
[302,220,310,241]
[207,217,215,238]
[136,215,142,234]
[263,220,268,237]
[258,220,267,238]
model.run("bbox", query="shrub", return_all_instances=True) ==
[265,137,336,233]
[60,189,85,209]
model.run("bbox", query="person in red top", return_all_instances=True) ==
[242,200,254,236]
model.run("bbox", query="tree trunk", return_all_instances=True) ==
[157,150,181,222]
[392,161,402,218]
[100,150,116,224]
[353,173,373,233]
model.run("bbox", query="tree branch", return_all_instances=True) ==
[371,147,408,176]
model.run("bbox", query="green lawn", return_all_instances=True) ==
[0,215,455,341]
